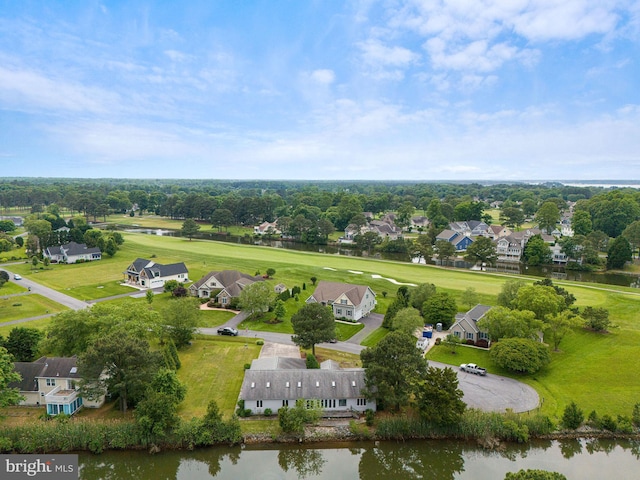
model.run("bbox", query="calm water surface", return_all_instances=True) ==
[78,439,640,480]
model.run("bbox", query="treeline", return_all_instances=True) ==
[2,179,639,253]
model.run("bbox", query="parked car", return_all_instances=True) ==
[460,363,487,376]
[13,274,22,280]
[217,326,238,336]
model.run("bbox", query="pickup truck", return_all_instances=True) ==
[460,363,487,376]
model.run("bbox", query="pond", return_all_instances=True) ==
[77,438,640,480]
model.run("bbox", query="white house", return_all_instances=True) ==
[10,356,105,416]
[306,281,376,321]
[239,358,375,415]
[44,242,102,264]
[123,258,189,289]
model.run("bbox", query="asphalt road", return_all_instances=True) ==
[2,267,539,413]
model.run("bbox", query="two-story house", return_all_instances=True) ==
[306,281,376,321]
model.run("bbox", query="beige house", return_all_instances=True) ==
[189,270,264,305]
[306,281,376,321]
[10,356,105,416]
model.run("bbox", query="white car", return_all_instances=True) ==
[13,274,22,280]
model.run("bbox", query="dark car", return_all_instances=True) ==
[217,327,238,336]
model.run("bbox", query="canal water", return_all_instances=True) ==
[78,438,640,480]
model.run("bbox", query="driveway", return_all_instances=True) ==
[2,270,539,414]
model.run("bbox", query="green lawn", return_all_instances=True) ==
[176,336,262,417]
[200,309,237,328]
[6,231,640,420]
[0,317,52,338]
[0,294,67,323]
[0,281,27,295]
[335,321,364,341]
[360,327,390,347]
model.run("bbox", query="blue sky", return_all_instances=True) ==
[1,1,639,181]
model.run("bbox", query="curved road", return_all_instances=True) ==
[2,267,539,413]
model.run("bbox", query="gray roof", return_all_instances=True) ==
[10,356,81,392]
[467,304,492,322]
[61,242,101,256]
[128,258,188,277]
[251,357,307,370]
[308,281,375,306]
[240,369,367,401]
[191,270,263,297]
[451,305,492,334]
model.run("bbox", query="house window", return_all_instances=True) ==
[340,299,347,305]
[67,380,76,390]
[479,332,489,340]
[454,331,461,338]
[282,400,289,407]
[339,399,347,407]
[46,379,56,387]
[347,311,352,316]
[357,398,367,406]
[221,297,227,304]
[256,400,263,408]
[466,332,474,340]
[336,309,342,315]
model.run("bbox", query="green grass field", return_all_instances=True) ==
[0,294,67,323]
[5,230,640,420]
[360,327,390,347]
[177,336,262,417]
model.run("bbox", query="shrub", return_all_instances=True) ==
[587,410,599,428]
[434,337,441,345]
[12,303,22,307]
[365,409,375,427]
[633,403,640,427]
[600,414,617,432]
[244,363,251,370]
[561,402,584,430]
[465,339,475,346]
[264,408,273,417]
[306,354,320,369]
[256,340,264,345]
[616,415,634,434]
[502,420,529,443]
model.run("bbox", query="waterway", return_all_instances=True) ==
[119,226,640,288]
[78,438,640,479]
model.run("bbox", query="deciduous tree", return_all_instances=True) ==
[392,307,424,336]
[463,236,497,270]
[3,327,43,362]
[606,236,632,269]
[79,332,163,413]
[291,303,335,355]
[360,331,427,411]
[162,297,201,348]
[477,307,542,342]
[422,292,457,329]
[490,338,550,374]
[0,346,23,409]
[181,218,200,241]
[238,281,273,318]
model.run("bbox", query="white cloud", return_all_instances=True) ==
[358,39,419,67]
[310,69,335,84]
[0,65,120,114]
[164,49,192,62]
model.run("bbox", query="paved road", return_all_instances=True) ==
[2,267,539,413]
[212,312,539,413]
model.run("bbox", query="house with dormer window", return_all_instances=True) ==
[9,356,105,416]
[306,281,376,321]
[124,258,189,289]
